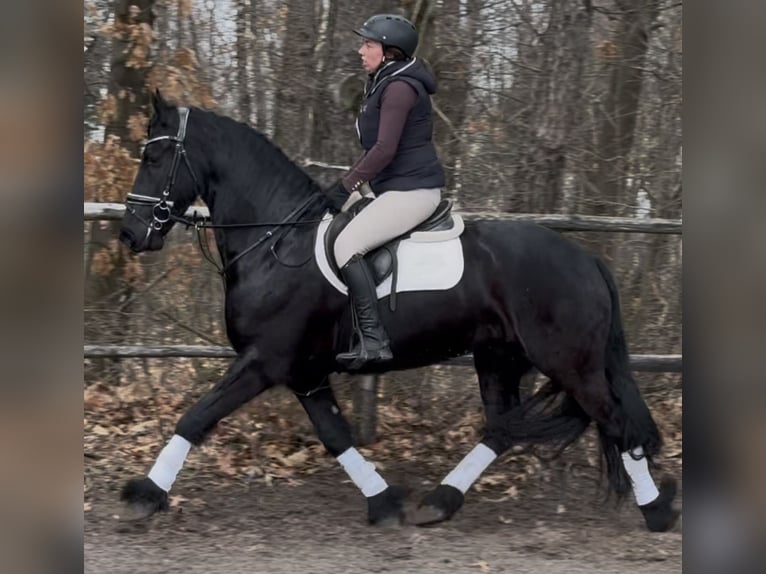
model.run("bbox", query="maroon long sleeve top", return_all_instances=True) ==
[341,81,418,193]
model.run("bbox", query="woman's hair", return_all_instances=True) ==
[384,46,408,61]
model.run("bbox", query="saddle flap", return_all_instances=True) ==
[323,197,375,276]
[322,196,462,286]
[315,216,465,299]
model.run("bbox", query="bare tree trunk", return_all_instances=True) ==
[154,0,169,61]
[307,0,337,156]
[84,0,112,139]
[90,0,157,380]
[623,11,682,336]
[508,0,592,214]
[273,0,316,157]
[404,0,435,53]
[249,1,275,135]
[236,0,252,124]
[431,0,479,194]
[104,0,156,156]
[586,0,660,216]
[176,0,186,47]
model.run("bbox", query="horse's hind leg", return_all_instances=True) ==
[120,348,272,520]
[411,343,531,526]
[476,343,530,428]
[564,369,678,532]
[296,382,404,525]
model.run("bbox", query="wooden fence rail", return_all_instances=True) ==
[84,202,682,234]
[84,345,681,372]
[85,202,682,443]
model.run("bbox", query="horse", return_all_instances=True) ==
[117,91,678,532]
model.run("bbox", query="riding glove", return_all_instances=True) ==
[323,181,350,214]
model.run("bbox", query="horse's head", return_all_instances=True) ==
[119,90,201,252]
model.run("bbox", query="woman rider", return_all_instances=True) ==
[324,14,446,370]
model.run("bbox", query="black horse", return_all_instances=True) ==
[118,92,677,532]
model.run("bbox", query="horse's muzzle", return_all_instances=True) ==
[120,228,160,253]
[119,228,139,252]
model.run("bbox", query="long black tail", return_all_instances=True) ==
[594,257,662,498]
[487,380,592,458]
[486,258,661,499]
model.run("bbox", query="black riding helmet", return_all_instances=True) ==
[354,14,418,59]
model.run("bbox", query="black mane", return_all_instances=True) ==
[191,106,323,199]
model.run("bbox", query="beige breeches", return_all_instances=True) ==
[334,188,442,268]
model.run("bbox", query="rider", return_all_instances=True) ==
[324,13,446,371]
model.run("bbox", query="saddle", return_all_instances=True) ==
[324,197,462,310]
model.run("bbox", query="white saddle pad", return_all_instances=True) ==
[314,214,465,299]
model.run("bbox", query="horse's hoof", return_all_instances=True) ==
[410,484,464,526]
[368,485,406,526]
[640,477,679,532]
[119,477,169,521]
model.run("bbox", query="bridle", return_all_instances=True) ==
[123,106,327,277]
[125,107,199,242]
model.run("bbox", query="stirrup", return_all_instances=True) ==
[336,341,392,370]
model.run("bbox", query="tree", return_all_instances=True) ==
[307,0,339,157]
[586,0,660,216]
[506,0,592,213]
[86,0,157,383]
[430,0,479,194]
[236,0,253,124]
[103,0,156,157]
[272,0,316,158]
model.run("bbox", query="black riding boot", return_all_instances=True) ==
[336,254,393,370]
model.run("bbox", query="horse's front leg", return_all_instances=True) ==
[120,348,272,520]
[297,381,405,525]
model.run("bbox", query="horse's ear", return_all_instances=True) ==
[151,89,167,114]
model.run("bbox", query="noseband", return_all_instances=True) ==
[126,107,199,240]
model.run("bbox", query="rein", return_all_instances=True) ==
[174,193,327,277]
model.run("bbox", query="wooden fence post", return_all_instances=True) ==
[353,374,378,446]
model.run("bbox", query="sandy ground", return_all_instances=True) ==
[85,463,681,574]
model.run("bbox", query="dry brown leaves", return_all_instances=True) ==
[84,138,139,203]
[84,370,683,506]
[147,50,216,109]
[84,377,337,494]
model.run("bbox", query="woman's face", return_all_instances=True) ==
[358,38,384,74]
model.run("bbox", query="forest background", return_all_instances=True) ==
[83,0,682,504]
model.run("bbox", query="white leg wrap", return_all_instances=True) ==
[621,447,660,506]
[147,434,191,492]
[442,443,498,494]
[337,447,388,497]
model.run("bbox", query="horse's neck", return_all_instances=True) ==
[199,129,319,227]
[198,144,324,268]
[204,186,314,267]
[190,115,325,269]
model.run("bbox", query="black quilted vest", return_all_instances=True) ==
[356,58,445,193]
